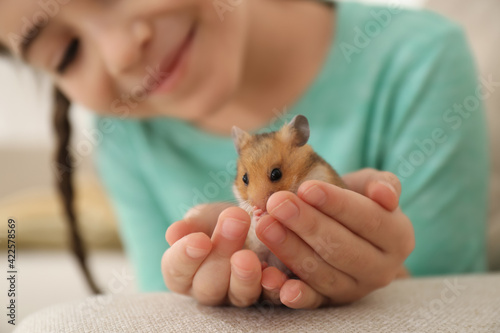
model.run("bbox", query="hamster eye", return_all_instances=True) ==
[242,173,249,186]
[270,168,282,182]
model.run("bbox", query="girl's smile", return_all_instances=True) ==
[0,0,335,135]
[0,0,249,122]
[150,23,196,96]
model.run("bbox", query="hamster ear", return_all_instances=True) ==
[283,115,310,147]
[232,126,251,154]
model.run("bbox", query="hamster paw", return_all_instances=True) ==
[253,207,264,217]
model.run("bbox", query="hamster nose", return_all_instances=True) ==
[255,194,273,213]
[253,201,267,213]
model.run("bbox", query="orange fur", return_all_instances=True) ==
[231,115,346,274]
[233,117,345,213]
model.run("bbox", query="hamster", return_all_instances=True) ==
[231,114,346,275]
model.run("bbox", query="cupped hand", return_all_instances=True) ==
[162,203,264,307]
[257,168,415,309]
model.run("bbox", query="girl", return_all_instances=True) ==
[0,0,488,309]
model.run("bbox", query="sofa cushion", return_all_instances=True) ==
[13,273,500,333]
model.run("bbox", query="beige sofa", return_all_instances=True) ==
[11,273,500,332]
[11,0,500,332]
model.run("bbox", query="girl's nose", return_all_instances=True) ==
[95,19,153,77]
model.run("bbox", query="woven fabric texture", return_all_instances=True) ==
[14,273,500,333]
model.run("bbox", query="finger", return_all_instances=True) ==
[210,207,251,256]
[342,168,401,211]
[191,207,251,306]
[261,266,287,304]
[166,202,234,245]
[280,279,326,309]
[263,194,385,281]
[184,202,235,230]
[161,232,212,294]
[228,250,262,307]
[395,265,411,279]
[256,214,358,296]
[366,180,399,211]
[342,168,402,198]
[165,221,194,246]
[295,181,412,253]
[166,217,216,246]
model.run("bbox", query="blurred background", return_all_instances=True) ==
[0,0,498,332]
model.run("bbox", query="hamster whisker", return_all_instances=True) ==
[240,200,254,215]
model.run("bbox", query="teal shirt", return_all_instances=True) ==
[94,1,489,292]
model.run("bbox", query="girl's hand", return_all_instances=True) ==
[162,202,264,307]
[257,168,415,309]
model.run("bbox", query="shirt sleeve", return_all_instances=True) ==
[93,117,169,292]
[382,25,490,275]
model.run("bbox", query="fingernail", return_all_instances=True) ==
[302,185,327,206]
[378,180,397,196]
[270,199,299,220]
[232,265,254,280]
[221,218,248,240]
[285,280,303,303]
[263,221,286,244]
[288,290,302,303]
[186,246,209,259]
[262,283,279,292]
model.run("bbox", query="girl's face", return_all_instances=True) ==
[0,0,249,120]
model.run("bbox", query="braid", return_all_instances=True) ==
[53,88,101,294]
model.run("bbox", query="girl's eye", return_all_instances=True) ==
[56,38,80,74]
[242,173,249,186]
[270,168,282,182]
